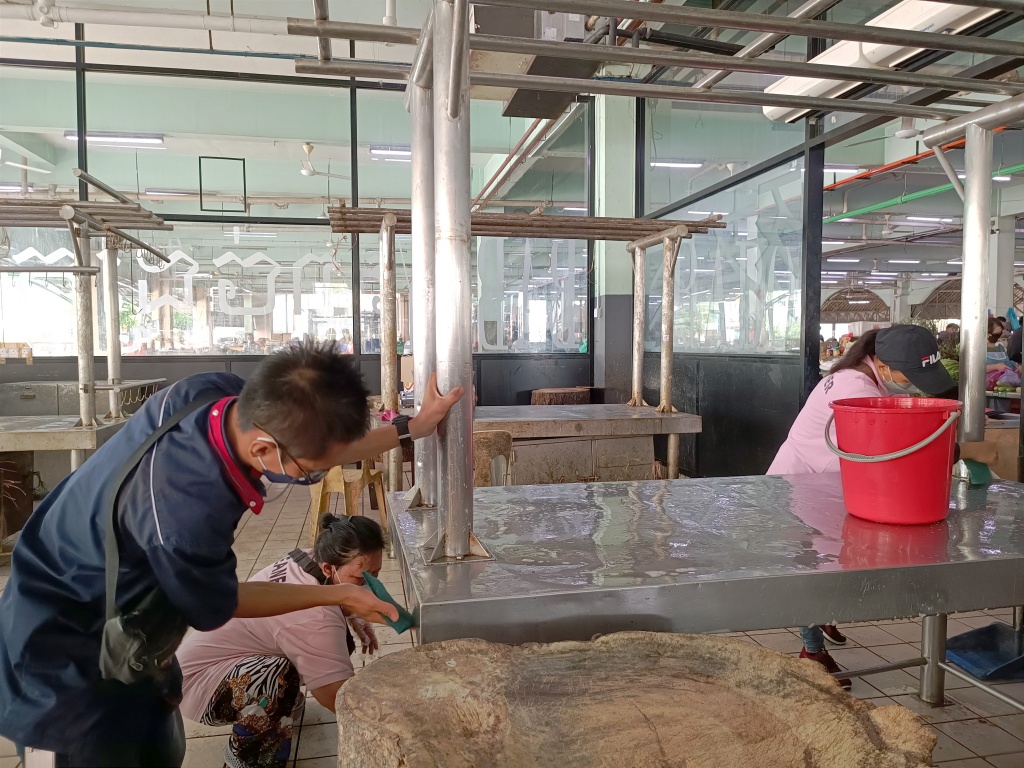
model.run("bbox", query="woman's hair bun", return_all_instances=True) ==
[319,513,342,533]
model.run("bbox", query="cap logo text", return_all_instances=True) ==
[921,352,940,366]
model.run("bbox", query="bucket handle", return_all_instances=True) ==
[824,410,960,464]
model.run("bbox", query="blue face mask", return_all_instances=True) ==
[255,437,326,486]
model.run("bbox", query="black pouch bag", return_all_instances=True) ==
[98,394,220,703]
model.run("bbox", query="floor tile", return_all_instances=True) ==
[928,727,976,762]
[752,632,803,653]
[863,669,921,697]
[935,719,1024,756]
[182,734,228,768]
[302,698,338,726]
[930,759,990,767]
[892,694,982,724]
[988,753,1024,768]
[841,625,904,647]
[992,715,1024,741]
[294,723,338,760]
[956,686,1024,718]
[295,758,340,768]
[884,622,925,643]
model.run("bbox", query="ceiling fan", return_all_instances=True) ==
[300,142,351,180]
[845,117,923,148]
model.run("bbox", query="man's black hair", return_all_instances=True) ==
[237,339,371,459]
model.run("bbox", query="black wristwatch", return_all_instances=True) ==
[392,414,413,444]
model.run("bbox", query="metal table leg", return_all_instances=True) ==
[920,613,948,706]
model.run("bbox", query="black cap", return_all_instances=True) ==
[875,325,954,396]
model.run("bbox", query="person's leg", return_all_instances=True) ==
[201,655,303,768]
[799,625,825,654]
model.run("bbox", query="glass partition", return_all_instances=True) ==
[647,158,806,354]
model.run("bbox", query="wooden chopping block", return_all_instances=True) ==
[530,387,590,406]
[335,632,934,768]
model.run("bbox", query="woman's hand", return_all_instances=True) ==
[410,372,465,440]
[960,441,999,466]
[349,617,379,654]
[332,585,398,625]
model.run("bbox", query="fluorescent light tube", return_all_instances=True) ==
[3,161,51,174]
[650,161,703,169]
[224,232,277,238]
[889,260,920,264]
[906,216,952,223]
[0,183,33,192]
[829,258,861,263]
[370,146,412,157]
[64,132,164,145]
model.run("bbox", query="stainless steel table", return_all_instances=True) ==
[472,404,702,483]
[391,473,1024,707]
[0,415,126,452]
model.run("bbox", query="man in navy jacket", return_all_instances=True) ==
[0,340,462,767]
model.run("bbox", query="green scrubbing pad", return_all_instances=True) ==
[362,571,417,634]
[963,459,994,487]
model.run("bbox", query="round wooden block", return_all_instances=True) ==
[530,387,590,406]
[336,633,934,768]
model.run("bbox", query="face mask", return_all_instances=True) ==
[255,437,323,486]
[880,367,923,396]
[990,333,1003,343]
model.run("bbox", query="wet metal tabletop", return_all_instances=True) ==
[472,404,702,439]
[0,415,126,451]
[392,474,1024,645]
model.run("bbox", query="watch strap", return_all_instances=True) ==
[393,414,412,442]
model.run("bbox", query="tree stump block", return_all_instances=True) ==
[530,387,590,406]
[335,632,934,768]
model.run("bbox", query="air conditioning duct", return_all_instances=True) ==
[762,0,1000,123]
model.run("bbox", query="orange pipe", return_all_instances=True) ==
[824,127,1008,192]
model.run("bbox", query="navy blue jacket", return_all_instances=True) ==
[0,372,263,751]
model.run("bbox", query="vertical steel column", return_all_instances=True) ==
[433,0,474,559]
[656,235,682,479]
[103,241,122,419]
[920,613,948,706]
[411,84,438,508]
[959,124,993,444]
[380,213,402,492]
[627,246,646,407]
[72,231,96,471]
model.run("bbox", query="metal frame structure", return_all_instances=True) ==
[0,172,170,468]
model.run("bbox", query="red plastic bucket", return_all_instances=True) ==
[826,397,961,525]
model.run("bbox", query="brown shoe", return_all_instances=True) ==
[800,647,852,690]
[821,624,848,646]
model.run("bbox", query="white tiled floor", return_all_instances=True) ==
[2,478,1024,766]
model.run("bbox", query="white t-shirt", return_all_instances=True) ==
[177,551,354,722]
[767,358,888,476]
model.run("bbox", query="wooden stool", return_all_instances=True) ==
[308,460,389,547]
[473,430,513,487]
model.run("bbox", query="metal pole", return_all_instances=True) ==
[657,236,682,479]
[75,231,97,437]
[922,93,1024,149]
[411,84,438,508]
[959,123,993,444]
[311,0,332,61]
[920,613,948,706]
[433,0,474,559]
[628,246,646,407]
[692,0,842,90]
[102,242,122,419]
[379,213,402,493]
[475,0,1024,58]
[933,147,966,201]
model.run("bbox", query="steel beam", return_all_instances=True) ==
[74,232,97,432]
[311,0,331,61]
[469,34,1024,97]
[922,92,1024,148]
[287,17,420,46]
[102,243,123,419]
[475,0,1024,58]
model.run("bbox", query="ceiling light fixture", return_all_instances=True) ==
[223,232,277,238]
[3,161,51,174]
[144,188,189,196]
[829,258,861,263]
[823,241,847,245]
[906,216,953,223]
[957,173,1011,182]
[383,157,412,163]
[562,206,587,212]
[687,211,728,216]
[64,131,164,145]
[849,300,870,304]
[650,161,703,169]
[889,260,920,264]
[369,146,412,157]
[0,183,33,192]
